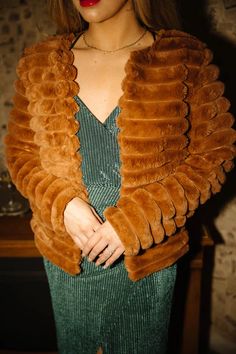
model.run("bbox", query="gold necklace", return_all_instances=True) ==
[82,29,147,54]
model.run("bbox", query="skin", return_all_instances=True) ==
[64,0,155,268]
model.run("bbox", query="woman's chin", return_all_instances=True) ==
[73,0,129,25]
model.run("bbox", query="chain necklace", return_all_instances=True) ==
[82,29,147,54]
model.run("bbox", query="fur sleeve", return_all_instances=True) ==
[4,37,88,235]
[103,45,236,256]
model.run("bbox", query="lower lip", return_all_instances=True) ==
[80,0,101,7]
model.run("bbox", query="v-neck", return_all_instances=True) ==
[74,95,120,126]
[69,29,159,125]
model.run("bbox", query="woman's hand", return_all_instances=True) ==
[64,197,103,250]
[82,220,125,268]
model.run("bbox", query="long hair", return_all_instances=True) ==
[47,0,182,34]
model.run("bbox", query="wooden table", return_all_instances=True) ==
[0,212,40,258]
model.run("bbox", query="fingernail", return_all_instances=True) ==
[103,264,109,269]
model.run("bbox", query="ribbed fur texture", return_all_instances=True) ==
[5,29,236,281]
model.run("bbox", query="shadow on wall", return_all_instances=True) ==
[179,0,236,115]
[179,0,236,353]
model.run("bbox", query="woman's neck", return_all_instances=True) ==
[84,3,146,51]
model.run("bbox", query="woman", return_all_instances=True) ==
[4,0,236,353]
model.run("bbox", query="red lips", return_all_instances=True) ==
[80,0,101,7]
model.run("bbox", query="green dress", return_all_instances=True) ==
[43,95,177,354]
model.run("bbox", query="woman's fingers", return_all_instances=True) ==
[87,238,108,262]
[95,245,117,266]
[82,220,125,266]
[98,247,124,268]
[82,231,102,257]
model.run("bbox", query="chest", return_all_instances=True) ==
[72,49,130,123]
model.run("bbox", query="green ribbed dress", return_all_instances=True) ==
[43,95,177,354]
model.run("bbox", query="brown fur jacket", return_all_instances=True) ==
[4,29,236,281]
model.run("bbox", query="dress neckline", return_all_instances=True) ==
[70,29,159,124]
[74,95,120,127]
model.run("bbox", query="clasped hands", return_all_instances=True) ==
[64,197,125,268]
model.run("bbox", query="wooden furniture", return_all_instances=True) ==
[180,224,213,354]
[0,212,39,258]
[0,213,214,354]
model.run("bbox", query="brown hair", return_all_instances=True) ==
[47,0,182,34]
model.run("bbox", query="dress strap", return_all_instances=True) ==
[145,29,158,42]
[150,30,157,41]
[69,31,85,50]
